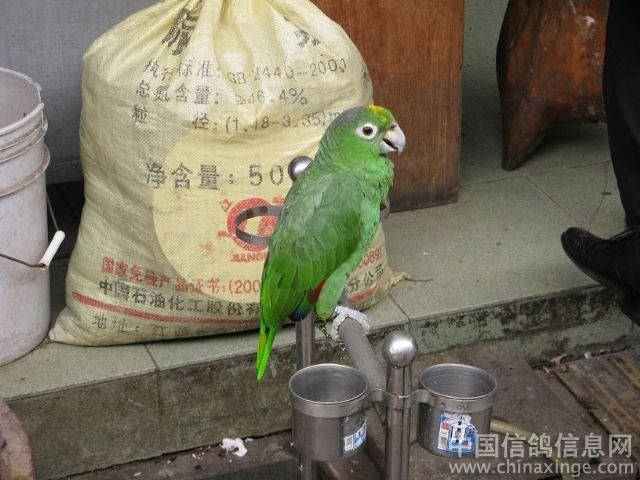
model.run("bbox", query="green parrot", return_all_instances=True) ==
[256,105,406,379]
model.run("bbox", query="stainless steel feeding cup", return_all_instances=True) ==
[417,363,497,457]
[290,363,369,462]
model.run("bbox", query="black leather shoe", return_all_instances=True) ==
[626,214,640,230]
[561,227,640,325]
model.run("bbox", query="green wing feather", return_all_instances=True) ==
[256,173,367,379]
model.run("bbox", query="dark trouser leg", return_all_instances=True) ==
[604,0,640,229]
[560,1,640,325]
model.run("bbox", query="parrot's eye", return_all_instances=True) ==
[356,123,378,139]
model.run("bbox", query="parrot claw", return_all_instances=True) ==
[329,306,370,341]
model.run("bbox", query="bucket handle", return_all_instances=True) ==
[0,195,65,270]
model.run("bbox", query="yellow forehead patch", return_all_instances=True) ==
[367,104,391,127]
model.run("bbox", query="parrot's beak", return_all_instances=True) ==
[380,123,406,155]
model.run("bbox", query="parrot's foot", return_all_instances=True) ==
[329,306,370,341]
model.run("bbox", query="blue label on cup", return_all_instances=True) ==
[343,419,367,454]
[437,412,477,456]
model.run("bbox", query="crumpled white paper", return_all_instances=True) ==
[221,437,248,457]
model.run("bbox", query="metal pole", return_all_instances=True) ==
[290,157,317,480]
[382,331,418,480]
[337,317,387,423]
[296,312,316,370]
[338,318,385,390]
[296,312,317,480]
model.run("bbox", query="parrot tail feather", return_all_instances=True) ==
[256,324,278,380]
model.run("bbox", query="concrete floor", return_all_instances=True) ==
[2,0,640,478]
[68,347,640,480]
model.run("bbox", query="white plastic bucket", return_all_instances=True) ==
[0,68,63,366]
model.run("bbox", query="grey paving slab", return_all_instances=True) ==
[408,301,512,355]
[146,330,277,372]
[460,121,611,190]
[459,123,515,186]
[156,348,294,455]
[0,341,156,401]
[463,46,500,94]
[208,464,298,480]
[518,122,611,175]
[462,89,610,177]
[146,296,407,371]
[408,285,639,360]
[462,87,504,152]
[386,177,593,320]
[359,292,410,330]
[530,162,626,238]
[8,373,161,480]
[69,431,297,480]
[499,300,637,360]
[462,0,508,93]
[319,450,382,480]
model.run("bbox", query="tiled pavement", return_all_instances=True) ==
[2,1,639,478]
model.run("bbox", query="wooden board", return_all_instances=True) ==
[313,0,464,211]
[554,349,640,461]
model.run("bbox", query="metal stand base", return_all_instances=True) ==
[296,313,317,480]
[293,311,417,480]
[382,332,416,480]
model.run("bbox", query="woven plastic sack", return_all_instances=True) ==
[51,0,394,345]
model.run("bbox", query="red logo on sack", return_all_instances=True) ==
[218,197,284,252]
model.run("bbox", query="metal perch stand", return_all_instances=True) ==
[236,157,498,480]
